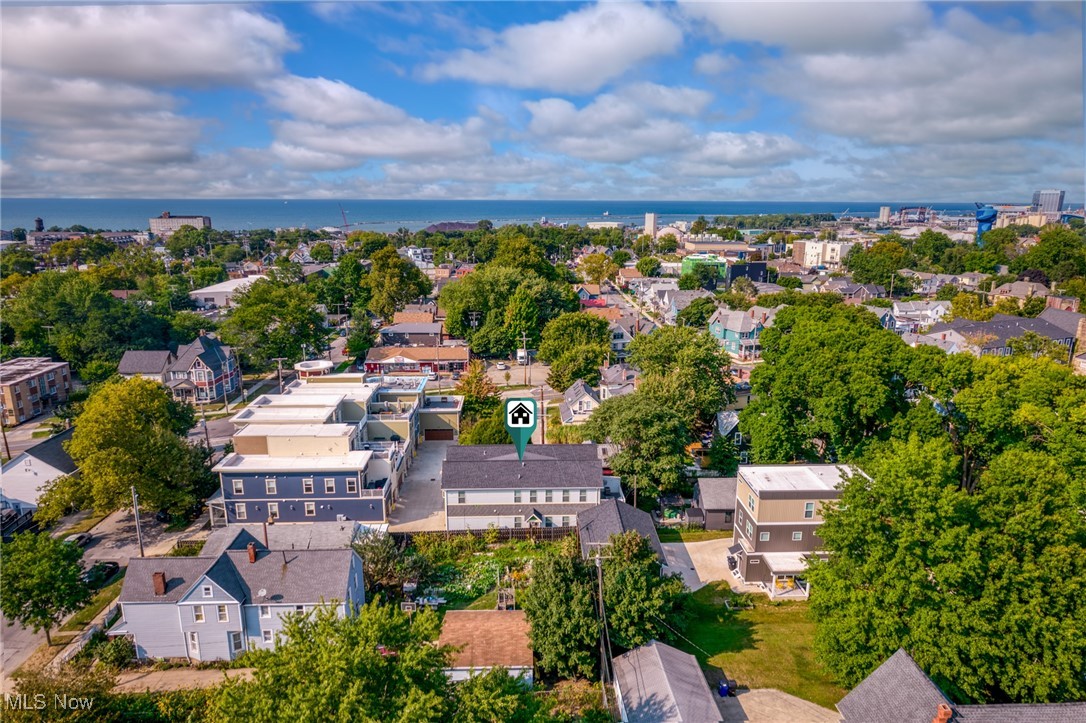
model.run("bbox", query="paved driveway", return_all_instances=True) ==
[661,538,761,594]
[388,441,450,531]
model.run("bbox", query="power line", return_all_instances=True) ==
[652,615,714,659]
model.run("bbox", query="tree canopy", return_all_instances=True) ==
[0,532,90,645]
[220,279,329,368]
[520,553,600,680]
[363,246,432,321]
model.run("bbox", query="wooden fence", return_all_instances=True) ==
[390,526,577,547]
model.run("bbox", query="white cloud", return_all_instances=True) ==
[694,53,739,76]
[1,5,295,87]
[263,76,407,125]
[420,3,682,93]
[680,1,931,54]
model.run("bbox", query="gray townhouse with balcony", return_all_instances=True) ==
[110,541,364,662]
[441,444,608,530]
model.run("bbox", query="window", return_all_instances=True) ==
[792,531,804,541]
[259,605,270,618]
[325,478,336,494]
[544,517,553,528]
[202,586,213,598]
[235,503,247,520]
[303,478,314,494]
[579,490,588,503]
[514,517,523,529]
[267,502,279,520]
[759,532,770,542]
[265,478,277,495]
[304,502,316,517]
[544,490,553,503]
[750,558,760,565]
[529,491,538,503]
[561,516,571,527]
[295,605,305,613]
[230,631,243,654]
[193,606,205,623]
[217,605,228,623]
[457,491,466,504]
[514,490,522,503]
[562,490,570,503]
[231,479,244,495]
[346,478,357,494]
[747,494,755,512]
[804,502,815,519]
[745,521,753,538]
[262,630,273,645]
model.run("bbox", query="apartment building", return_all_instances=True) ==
[0,357,71,426]
[149,211,212,238]
[441,444,606,530]
[792,240,855,269]
[731,465,850,598]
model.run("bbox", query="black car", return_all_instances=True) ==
[81,561,120,587]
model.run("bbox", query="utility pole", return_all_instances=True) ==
[198,400,211,446]
[587,544,614,713]
[538,385,546,444]
[1,421,11,460]
[131,486,145,558]
[270,358,289,394]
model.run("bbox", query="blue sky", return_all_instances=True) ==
[1,1,1082,201]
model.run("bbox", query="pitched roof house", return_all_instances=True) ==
[438,611,534,683]
[118,350,176,382]
[167,334,241,403]
[924,315,1075,358]
[1,428,77,516]
[577,499,663,562]
[559,380,600,425]
[612,641,722,723]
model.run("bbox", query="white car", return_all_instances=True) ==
[495,362,509,370]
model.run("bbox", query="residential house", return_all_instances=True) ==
[393,310,436,325]
[573,283,602,302]
[732,465,852,598]
[558,380,600,425]
[1,428,76,521]
[577,499,663,563]
[0,357,71,426]
[440,444,605,530]
[289,244,314,264]
[189,275,266,310]
[689,477,737,531]
[897,269,960,297]
[992,280,1050,307]
[1046,294,1080,312]
[708,305,783,360]
[363,346,469,375]
[402,301,445,321]
[836,283,887,304]
[837,648,1086,723]
[612,641,722,723]
[437,611,534,683]
[608,312,651,360]
[751,281,786,295]
[615,267,644,288]
[118,351,176,383]
[378,322,444,346]
[924,315,1076,359]
[661,289,713,325]
[585,306,625,323]
[401,245,434,265]
[163,333,241,403]
[862,305,896,330]
[599,363,639,400]
[891,300,951,333]
[110,542,365,662]
[1038,306,1086,374]
[954,271,988,290]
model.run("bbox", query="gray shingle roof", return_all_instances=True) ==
[121,558,220,603]
[118,350,174,376]
[927,316,1073,349]
[695,478,737,511]
[380,322,444,334]
[954,703,1086,722]
[577,500,663,561]
[612,641,722,723]
[600,363,639,386]
[24,427,76,475]
[442,445,603,490]
[172,335,232,375]
[1038,306,1084,337]
[564,380,599,407]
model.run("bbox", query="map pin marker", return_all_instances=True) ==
[504,398,538,460]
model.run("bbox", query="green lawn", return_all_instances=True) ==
[63,511,109,536]
[656,528,733,543]
[61,571,126,632]
[682,582,846,710]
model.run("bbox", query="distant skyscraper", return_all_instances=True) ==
[644,212,658,237]
[878,206,891,223]
[1031,189,1065,215]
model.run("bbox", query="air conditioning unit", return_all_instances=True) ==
[336,514,347,522]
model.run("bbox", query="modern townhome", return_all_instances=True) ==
[0,357,71,426]
[441,444,606,530]
[110,541,365,662]
[119,333,241,404]
[731,464,851,599]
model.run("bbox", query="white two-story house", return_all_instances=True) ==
[441,444,606,530]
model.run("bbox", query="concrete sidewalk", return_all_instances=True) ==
[114,667,253,693]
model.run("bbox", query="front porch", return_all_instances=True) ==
[760,552,811,600]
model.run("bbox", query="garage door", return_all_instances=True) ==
[425,429,455,441]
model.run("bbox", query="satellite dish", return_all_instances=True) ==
[257,588,267,599]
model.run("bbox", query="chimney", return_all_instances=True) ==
[247,542,258,564]
[933,703,953,723]
[152,571,167,596]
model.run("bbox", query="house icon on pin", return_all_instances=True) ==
[508,402,533,426]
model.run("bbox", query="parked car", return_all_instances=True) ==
[451,371,461,381]
[81,561,120,587]
[427,372,438,381]
[64,533,93,548]
[495,362,509,371]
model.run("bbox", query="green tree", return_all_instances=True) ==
[351,529,428,598]
[0,532,90,644]
[520,554,600,679]
[537,312,610,364]
[212,604,450,722]
[454,359,502,421]
[635,257,661,277]
[345,321,377,364]
[677,272,701,290]
[1,245,38,276]
[776,276,803,290]
[58,378,210,516]
[948,292,994,321]
[503,286,541,351]
[1011,225,1086,282]
[460,411,514,445]
[221,279,329,368]
[164,225,208,258]
[602,532,689,649]
[675,296,717,328]
[309,242,334,263]
[579,253,618,286]
[452,668,544,723]
[546,343,608,392]
[363,246,432,321]
[611,250,632,268]
[704,432,740,475]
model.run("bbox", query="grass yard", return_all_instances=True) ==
[61,572,126,632]
[656,528,733,543]
[63,511,109,536]
[682,582,846,710]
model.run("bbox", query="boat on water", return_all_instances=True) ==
[602,211,610,216]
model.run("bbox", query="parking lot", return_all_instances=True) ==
[77,509,193,565]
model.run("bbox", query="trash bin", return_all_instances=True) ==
[717,681,730,698]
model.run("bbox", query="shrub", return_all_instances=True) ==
[98,636,136,669]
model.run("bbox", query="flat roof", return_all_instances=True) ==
[213,451,373,473]
[740,465,850,493]
[231,407,335,425]
[249,393,345,408]
[281,381,379,403]
[762,551,810,574]
[233,424,355,438]
[189,275,265,295]
[0,357,68,384]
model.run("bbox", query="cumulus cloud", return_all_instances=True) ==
[262,76,407,125]
[680,0,931,54]
[420,3,682,93]
[1,5,295,87]
[764,7,1083,146]
[694,52,740,76]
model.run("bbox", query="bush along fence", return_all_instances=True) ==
[50,603,121,670]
